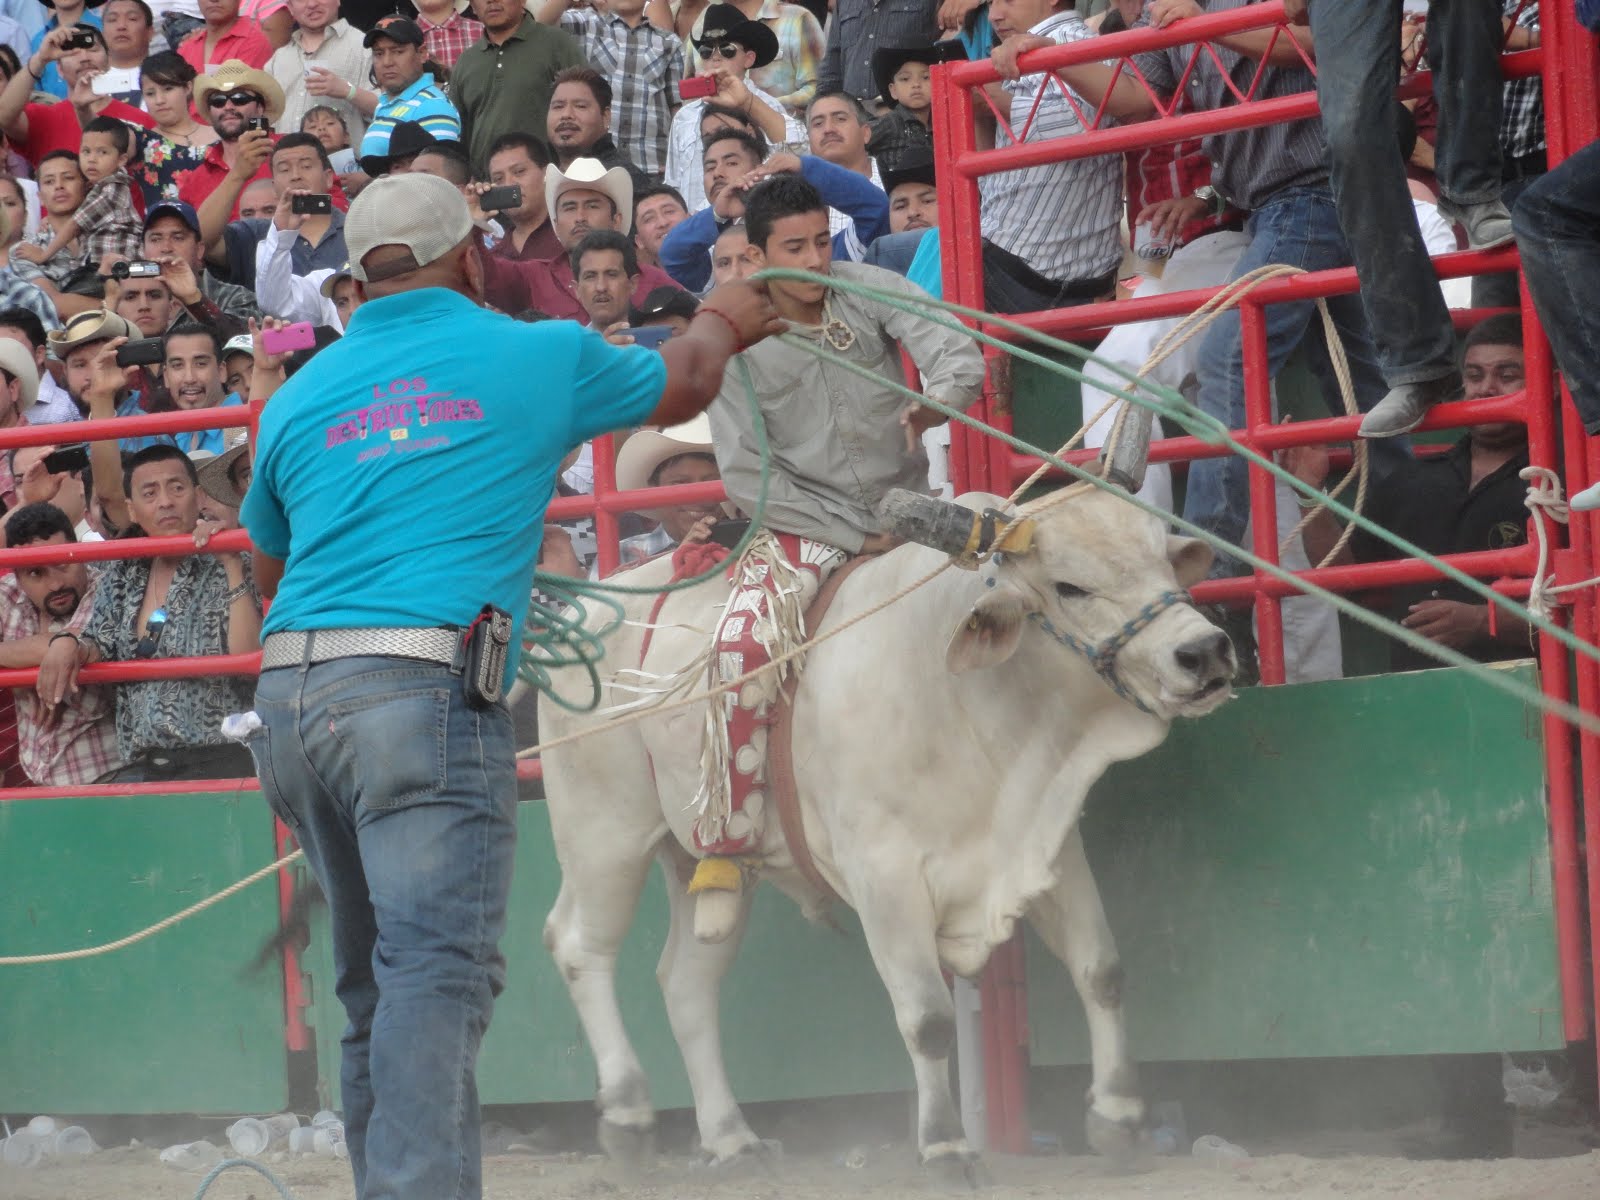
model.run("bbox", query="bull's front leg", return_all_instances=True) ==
[1027,829,1146,1162]
[848,872,979,1184]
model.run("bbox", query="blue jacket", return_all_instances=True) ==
[659,155,890,293]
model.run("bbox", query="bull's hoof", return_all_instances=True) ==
[597,1118,656,1172]
[922,1145,986,1191]
[1085,1109,1148,1170]
[700,1137,782,1172]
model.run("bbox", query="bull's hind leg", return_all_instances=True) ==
[656,845,769,1165]
[542,853,658,1166]
[848,872,977,1182]
[1027,829,1146,1163]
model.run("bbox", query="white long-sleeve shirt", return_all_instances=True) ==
[254,223,343,330]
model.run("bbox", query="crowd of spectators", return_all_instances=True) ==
[0,0,1574,785]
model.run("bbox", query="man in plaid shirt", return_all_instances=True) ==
[536,0,683,178]
[415,0,485,69]
[0,503,122,786]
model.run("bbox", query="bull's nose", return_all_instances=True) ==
[1174,629,1234,682]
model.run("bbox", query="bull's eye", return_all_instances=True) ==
[1054,581,1088,601]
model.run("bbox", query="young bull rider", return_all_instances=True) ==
[691,173,986,940]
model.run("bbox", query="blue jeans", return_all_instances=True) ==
[1514,140,1600,433]
[1184,186,1402,570]
[1312,0,1502,386]
[250,656,518,1200]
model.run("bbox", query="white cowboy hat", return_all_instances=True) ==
[545,158,635,235]
[614,413,717,494]
[0,337,39,411]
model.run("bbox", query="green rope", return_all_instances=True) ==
[754,267,1600,675]
[193,1158,299,1199]
[516,265,1600,735]
[522,357,774,711]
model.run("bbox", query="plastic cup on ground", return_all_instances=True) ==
[2,1131,45,1168]
[287,1126,319,1154]
[25,1116,58,1137]
[312,1129,337,1155]
[263,1113,301,1140]
[159,1140,223,1172]
[1192,1134,1250,1165]
[227,1118,273,1157]
[310,1110,342,1130]
[53,1126,97,1156]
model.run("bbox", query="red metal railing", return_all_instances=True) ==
[933,0,1597,1150]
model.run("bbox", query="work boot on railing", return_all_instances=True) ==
[1358,371,1463,439]
[1435,196,1515,250]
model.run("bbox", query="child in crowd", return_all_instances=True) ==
[301,105,351,154]
[866,42,965,171]
[14,117,142,273]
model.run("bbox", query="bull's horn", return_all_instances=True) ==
[1096,402,1153,493]
[880,489,1035,559]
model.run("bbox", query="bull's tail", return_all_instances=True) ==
[244,878,325,975]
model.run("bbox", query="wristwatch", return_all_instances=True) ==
[1193,184,1225,216]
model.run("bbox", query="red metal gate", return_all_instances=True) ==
[931,0,1599,1151]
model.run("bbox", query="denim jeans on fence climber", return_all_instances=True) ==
[1311,0,1503,387]
[1513,139,1600,434]
[250,656,518,1200]
[1183,185,1405,571]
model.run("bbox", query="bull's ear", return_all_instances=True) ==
[1167,536,1213,589]
[946,585,1031,674]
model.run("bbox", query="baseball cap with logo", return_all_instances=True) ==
[364,15,425,47]
[344,173,473,283]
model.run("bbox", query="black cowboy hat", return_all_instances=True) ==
[881,155,936,196]
[359,120,442,177]
[693,3,779,71]
[871,39,967,106]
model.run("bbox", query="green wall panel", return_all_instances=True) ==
[0,792,289,1115]
[305,805,913,1110]
[4,663,1559,1117]
[1029,663,1562,1065]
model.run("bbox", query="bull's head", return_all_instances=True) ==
[882,485,1235,720]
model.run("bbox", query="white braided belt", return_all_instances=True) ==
[260,627,461,670]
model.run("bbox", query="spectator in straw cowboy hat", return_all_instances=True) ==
[193,423,251,525]
[613,411,726,564]
[177,59,285,212]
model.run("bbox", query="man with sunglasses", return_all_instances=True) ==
[663,4,801,211]
[177,60,285,214]
[39,440,263,783]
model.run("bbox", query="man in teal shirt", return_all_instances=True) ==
[240,171,779,1200]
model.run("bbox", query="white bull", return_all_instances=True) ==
[537,485,1235,1177]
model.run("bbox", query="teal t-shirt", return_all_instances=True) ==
[241,288,667,685]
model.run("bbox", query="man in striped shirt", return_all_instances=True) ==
[1044,0,1397,584]
[981,0,1121,313]
[357,18,460,169]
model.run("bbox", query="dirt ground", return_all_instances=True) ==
[6,1141,1600,1200]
